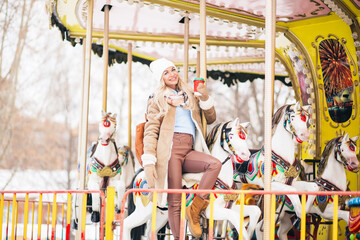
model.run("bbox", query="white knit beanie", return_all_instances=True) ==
[150,58,176,82]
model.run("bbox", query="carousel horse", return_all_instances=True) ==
[255,133,359,240]
[122,118,261,240]
[73,111,135,225]
[235,102,315,228]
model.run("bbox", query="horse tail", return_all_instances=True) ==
[128,168,146,239]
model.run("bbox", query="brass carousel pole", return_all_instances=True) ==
[128,43,132,148]
[199,0,207,135]
[102,4,111,111]
[183,12,190,83]
[196,51,200,78]
[77,0,93,239]
[263,0,276,239]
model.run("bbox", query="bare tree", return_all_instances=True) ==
[0,0,36,171]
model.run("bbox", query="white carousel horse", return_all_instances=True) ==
[235,102,315,228]
[255,133,359,240]
[73,111,135,224]
[122,118,261,240]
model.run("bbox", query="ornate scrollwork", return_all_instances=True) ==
[340,38,358,76]
[341,120,351,128]
[330,122,340,128]
[311,41,322,80]
[318,84,330,122]
[335,129,345,137]
[352,80,359,120]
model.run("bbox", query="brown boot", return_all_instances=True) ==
[185,196,209,238]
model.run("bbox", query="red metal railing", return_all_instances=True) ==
[0,190,106,240]
[116,188,360,240]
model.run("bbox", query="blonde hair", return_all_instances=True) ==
[153,76,196,118]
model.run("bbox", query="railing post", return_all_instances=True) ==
[333,195,338,239]
[66,193,71,240]
[239,192,244,240]
[51,194,57,240]
[301,194,306,240]
[209,193,215,240]
[270,194,276,240]
[0,193,4,238]
[151,191,158,240]
[179,193,186,240]
[23,193,29,240]
[105,187,115,240]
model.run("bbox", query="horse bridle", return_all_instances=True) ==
[283,105,309,140]
[220,121,245,165]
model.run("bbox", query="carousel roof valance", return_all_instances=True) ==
[48,0,360,88]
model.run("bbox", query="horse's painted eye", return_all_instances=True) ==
[349,143,355,152]
[103,120,110,127]
[239,131,246,140]
[300,113,306,122]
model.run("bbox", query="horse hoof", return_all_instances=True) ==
[91,212,100,223]
[72,219,78,230]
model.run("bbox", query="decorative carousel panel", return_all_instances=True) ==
[319,38,353,124]
[286,48,311,106]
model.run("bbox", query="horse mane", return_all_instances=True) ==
[272,104,290,133]
[317,137,341,177]
[206,121,227,151]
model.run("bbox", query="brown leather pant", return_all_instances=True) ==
[167,133,221,240]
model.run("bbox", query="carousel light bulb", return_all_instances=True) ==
[209,17,214,23]
[308,98,314,104]
[309,149,315,155]
[352,32,358,39]
[138,1,144,7]
[306,88,314,94]
[159,5,165,12]
[128,0,134,5]
[228,22,233,27]
[237,23,242,29]
[218,19,224,25]
[117,0,123,2]
[149,4,154,9]
[309,139,315,145]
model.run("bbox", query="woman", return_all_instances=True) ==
[141,58,221,239]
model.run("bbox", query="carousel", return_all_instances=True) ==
[43,0,360,239]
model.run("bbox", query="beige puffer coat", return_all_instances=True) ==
[141,94,216,207]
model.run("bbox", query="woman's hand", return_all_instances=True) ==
[144,164,158,188]
[196,83,209,101]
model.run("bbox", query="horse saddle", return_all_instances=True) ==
[182,173,204,188]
